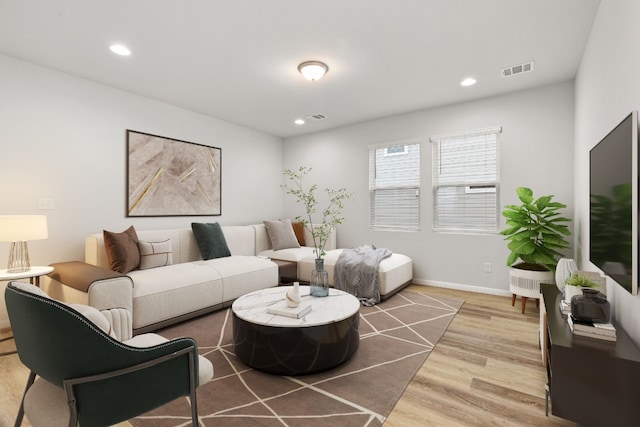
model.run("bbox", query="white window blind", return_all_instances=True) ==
[369,140,421,230]
[431,127,501,233]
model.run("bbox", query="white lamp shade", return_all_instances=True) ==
[298,61,329,81]
[0,215,48,241]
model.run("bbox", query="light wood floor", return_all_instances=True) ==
[384,285,576,427]
[0,285,576,427]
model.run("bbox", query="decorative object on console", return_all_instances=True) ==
[570,288,611,324]
[0,215,48,273]
[127,130,221,217]
[500,187,571,313]
[555,258,577,293]
[282,166,352,298]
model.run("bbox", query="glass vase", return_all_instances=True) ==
[310,258,329,297]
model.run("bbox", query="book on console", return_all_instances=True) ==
[267,301,312,319]
[567,315,616,339]
[571,327,617,342]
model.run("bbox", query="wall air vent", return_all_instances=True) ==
[306,113,327,121]
[501,61,534,78]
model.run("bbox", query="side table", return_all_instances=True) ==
[0,266,54,356]
[0,265,54,287]
[270,259,297,285]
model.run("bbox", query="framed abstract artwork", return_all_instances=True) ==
[127,130,222,217]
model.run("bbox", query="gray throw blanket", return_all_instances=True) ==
[334,245,392,306]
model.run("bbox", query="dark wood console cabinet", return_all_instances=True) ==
[540,284,640,426]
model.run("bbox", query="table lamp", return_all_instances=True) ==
[0,215,48,273]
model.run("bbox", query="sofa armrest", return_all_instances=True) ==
[43,261,133,314]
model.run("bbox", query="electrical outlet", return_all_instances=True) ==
[484,262,492,273]
[38,198,55,210]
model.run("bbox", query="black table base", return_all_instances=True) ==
[232,312,359,375]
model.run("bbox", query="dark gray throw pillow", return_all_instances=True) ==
[191,222,231,260]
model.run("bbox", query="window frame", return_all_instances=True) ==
[368,138,422,231]
[430,126,502,234]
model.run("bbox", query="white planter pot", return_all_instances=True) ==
[509,266,555,299]
[564,285,583,303]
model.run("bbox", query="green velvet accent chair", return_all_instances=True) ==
[5,281,212,427]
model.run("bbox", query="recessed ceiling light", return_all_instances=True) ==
[110,44,131,56]
[460,77,476,87]
[294,119,305,125]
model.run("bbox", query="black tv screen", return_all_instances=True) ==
[589,111,638,295]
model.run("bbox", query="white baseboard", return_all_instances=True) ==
[411,278,512,297]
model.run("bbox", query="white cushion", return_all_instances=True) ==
[258,246,317,262]
[127,262,224,329]
[10,281,51,299]
[202,256,278,301]
[123,333,214,385]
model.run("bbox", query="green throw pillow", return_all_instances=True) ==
[191,222,231,260]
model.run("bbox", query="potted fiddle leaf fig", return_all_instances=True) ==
[500,187,572,310]
[501,187,572,272]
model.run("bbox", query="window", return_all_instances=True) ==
[431,126,501,233]
[369,139,421,230]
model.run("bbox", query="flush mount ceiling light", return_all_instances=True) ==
[460,77,476,87]
[298,61,329,81]
[294,118,305,125]
[110,44,131,56]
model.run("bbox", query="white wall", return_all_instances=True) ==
[575,0,640,345]
[0,54,284,327]
[284,81,575,294]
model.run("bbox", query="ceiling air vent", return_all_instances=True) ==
[306,113,327,121]
[501,61,534,78]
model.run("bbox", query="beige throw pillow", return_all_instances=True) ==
[138,240,173,270]
[264,219,301,250]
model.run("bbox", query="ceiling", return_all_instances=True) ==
[0,0,601,138]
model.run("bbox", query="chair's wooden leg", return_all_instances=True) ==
[521,296,528,314]
[511,293,516,306]
[536,298,540,309]
[14,371,36,427]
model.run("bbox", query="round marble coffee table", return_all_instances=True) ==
[232,285,360,375]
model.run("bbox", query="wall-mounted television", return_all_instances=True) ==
[589,111,638,295]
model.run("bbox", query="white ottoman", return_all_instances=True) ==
[298,249,413,299]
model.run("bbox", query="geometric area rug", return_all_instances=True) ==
[130,290,463,427]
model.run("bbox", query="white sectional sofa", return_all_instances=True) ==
[44,225,284,333]
[43,223,412,334]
